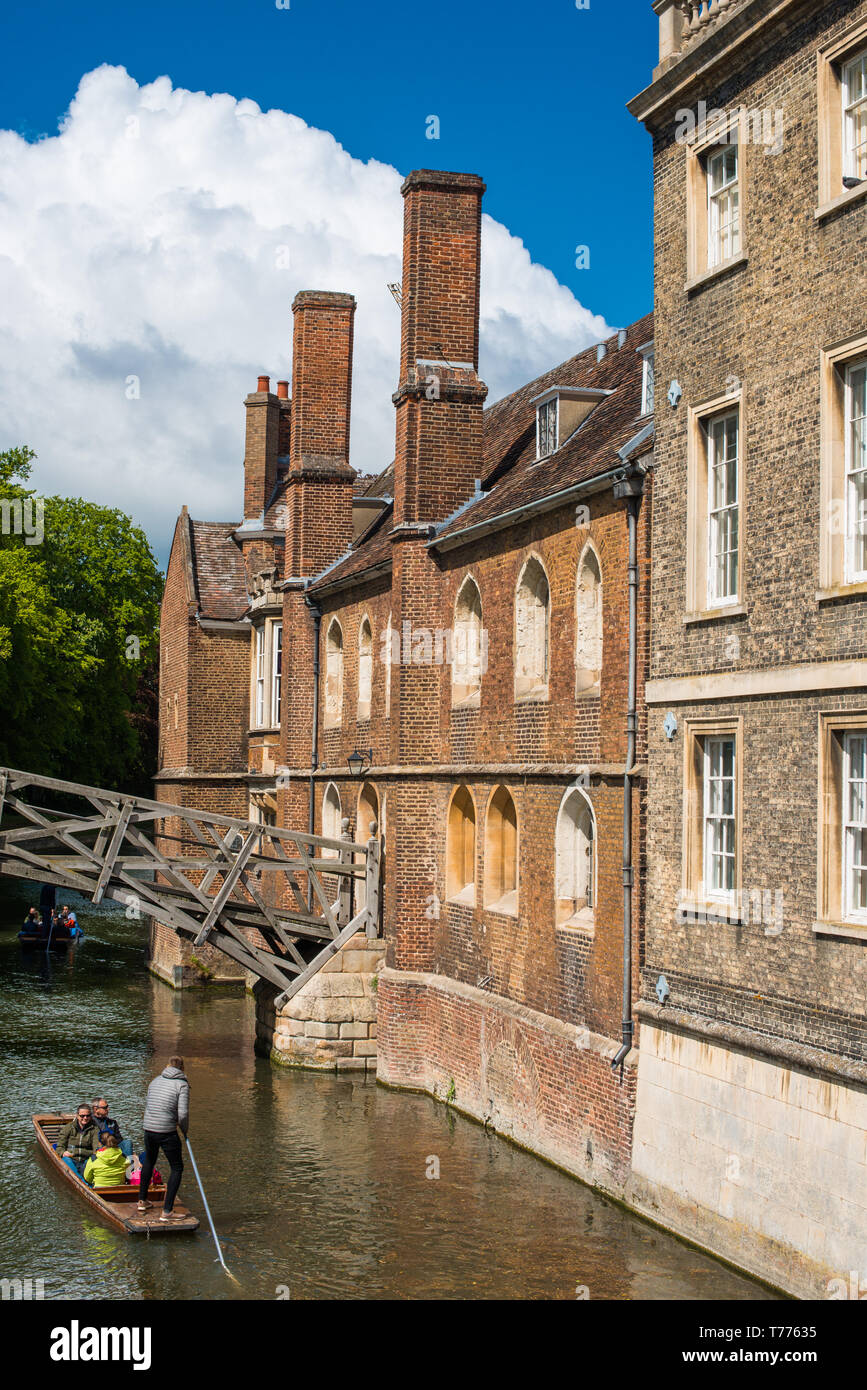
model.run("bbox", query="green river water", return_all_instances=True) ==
[0,882,776,1301]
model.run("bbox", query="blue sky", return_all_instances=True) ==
[0,0,656,554]
[0,0,655,330]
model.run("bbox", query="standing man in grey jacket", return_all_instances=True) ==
[136,1056,190,1221]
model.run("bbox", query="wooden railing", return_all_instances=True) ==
[0,767,381,1009]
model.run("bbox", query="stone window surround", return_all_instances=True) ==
[452,574,484,710]
[685,385,745,622]
[818,330,867,600]
[357,614,373,723]
[446,784,477,906]
[483,784,519,917]
[249,616,283,733]
[355,781,380,910]
[685,109,749,293]
[324,617,344,729]
[681,714,744,923]
[816,17,867,222]
[514,553,550,703]
[575,541,603,696]
[555,784,596,933]
[321,781,342,858]
[815,710,867,942]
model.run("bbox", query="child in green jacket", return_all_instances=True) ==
[83,1133,134,1188]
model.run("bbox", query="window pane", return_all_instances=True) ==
[847,363,867,579]
[707,412,739,604]
[704,737,736,900]
[844,733,867,919]
[844,52,867,179]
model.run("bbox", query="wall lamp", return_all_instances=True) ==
[348,748,373,780]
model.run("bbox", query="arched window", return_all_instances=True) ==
[357,617,372,721]
[355,782,380,911]
[484,785,518,915]
[324,619,344,726]
[447,786,477,903]
[575,545,602,693]
[321,782,342,859]
[452,578,483,707]
[514,557,550,699]
[556,787,596,926]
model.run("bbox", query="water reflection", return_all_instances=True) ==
[0,881,776,1301]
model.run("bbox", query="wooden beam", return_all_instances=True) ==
[193,831,259,947]
[92,803,133,904]
[273,909,370,1009]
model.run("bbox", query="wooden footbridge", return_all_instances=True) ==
[0,768,381,1008]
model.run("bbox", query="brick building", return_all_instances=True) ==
[628,0,867,1297]
[155,0,867,1295]
[156,169,656,1191]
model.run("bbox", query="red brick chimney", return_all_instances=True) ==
[285,290,356,576]
[393,170,488,528]
[243,376,279,523]
[384,174,489,971]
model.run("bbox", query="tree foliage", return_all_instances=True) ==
[0,446,163,793]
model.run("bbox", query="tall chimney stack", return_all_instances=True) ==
[393,170,487,529]
[242,377,280,523]
[285,291,356,576]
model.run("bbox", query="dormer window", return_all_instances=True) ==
[532,386,614,464]
[639,342,655,416]
[537,397,558,459]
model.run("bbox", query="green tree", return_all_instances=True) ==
[0,446,163,793]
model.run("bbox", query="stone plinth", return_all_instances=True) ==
[255,933,385,1071]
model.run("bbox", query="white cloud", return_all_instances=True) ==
[0,66,611,561]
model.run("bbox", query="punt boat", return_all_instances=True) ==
[18,928,83,949]
[33,1114,199,1235]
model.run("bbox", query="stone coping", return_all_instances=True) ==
[637,1000,867,1090]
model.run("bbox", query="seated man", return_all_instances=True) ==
[20,908,41,937]
[57,1105,101,1177]
[91,1098,133,1158]
[83,1133,133,1188]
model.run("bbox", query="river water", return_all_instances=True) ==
[0,883,776,1301]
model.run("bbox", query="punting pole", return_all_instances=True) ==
[183,1136,239,1283]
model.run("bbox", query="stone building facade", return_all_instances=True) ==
[628,0,867,1298]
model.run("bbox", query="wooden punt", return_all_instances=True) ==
[33,1115,199,1235]
[19,936,71,950]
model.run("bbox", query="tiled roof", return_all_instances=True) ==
[188,520,248,621]
[441,312,654,538]
[309,310,653,589]
[309,502,394,594]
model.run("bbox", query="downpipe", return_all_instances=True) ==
[304,589,322,913]
[611,467,645,1080]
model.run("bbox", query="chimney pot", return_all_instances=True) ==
[257,375,270,393]
[277,380,289,399]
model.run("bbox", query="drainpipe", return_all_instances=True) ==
[304,588,322,911]
[611,457,647,1079]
